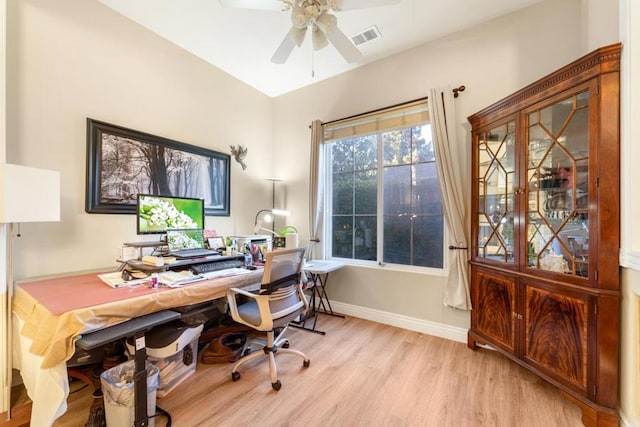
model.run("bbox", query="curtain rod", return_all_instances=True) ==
[318,85,465,128]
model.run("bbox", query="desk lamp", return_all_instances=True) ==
[0,163,60,419]
[254,208,290,236]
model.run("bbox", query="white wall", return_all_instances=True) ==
[6,0,275,280]
[0,0,8,415]
[582,0,619,51]
[618,0,640,422]
[272,0,583,329]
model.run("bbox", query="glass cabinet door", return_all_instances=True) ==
[526,91,589,277]
[476,121,516,264]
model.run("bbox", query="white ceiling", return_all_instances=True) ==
[97,0,541,98]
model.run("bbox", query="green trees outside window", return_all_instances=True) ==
[327,124,443,268]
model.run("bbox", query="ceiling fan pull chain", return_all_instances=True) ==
[311,46,315,77]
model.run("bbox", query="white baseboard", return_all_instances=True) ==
[620,250,640,272]
[327,300,468,344]
[620,409,639,427]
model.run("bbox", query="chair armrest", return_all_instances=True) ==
[226,287,274,331]
[295,283,310,313]
[227,287,260,299]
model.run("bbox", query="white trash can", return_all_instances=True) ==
[100,360,160,427]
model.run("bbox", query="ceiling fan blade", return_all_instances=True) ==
[218,0,284,11]
[325,26,362,63]
[271,26,307,64]
[334,0,401,11]
[316,14,361,63]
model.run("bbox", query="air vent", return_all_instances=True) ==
[350,25,382,46]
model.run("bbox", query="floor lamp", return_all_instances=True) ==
[0,163,60,419]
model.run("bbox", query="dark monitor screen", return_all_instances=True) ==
[136,194,204,235]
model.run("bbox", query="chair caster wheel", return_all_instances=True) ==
[282,341,290,349]
[303,359,310,368]
[231,371,241,382]
[272,380,282,391]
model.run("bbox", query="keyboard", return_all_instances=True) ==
[191,259,245,275]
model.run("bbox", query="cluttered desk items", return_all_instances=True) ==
[98,271,152,288]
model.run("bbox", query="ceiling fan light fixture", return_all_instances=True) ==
[312,24,329,50]
[291,26,307,46]
[315,12,337,34]
[291,6,309,29]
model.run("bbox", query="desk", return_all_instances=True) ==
[294,260,345,335]
[12,269,262,427]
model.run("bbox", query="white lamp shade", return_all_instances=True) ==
[0,163,61,223]
[316,13,337,34]
[271,209,291,217]
[290,6,309,29]
[312,25,329,50]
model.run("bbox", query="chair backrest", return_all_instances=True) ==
[261,247,306,294]
[226,247,308,329]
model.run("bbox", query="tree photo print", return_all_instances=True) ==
[85,119,230,216]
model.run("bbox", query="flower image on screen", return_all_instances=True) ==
[137,194,204,234]
[167,230,205,250]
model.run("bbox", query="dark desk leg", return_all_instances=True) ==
[133,331,149,427]
[291,283,326,335]
[291,272,344,335]
[314,273,345,319]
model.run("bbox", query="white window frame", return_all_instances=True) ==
[322,127,449,276]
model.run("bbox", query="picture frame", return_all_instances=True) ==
[86,118,230,216]
[207,237,225,250]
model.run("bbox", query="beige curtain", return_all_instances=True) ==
[428,87,471,310]
[308,120,324,260]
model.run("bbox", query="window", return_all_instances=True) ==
[324,101,444,269]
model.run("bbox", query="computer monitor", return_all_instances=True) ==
[136,194,204,235]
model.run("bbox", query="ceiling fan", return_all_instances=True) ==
[219,0,400,64]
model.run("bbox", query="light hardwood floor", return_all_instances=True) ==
[54,315,583,427]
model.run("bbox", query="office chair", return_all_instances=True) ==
[226,247,310,390]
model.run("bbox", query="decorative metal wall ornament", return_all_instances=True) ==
[230,145,248,170]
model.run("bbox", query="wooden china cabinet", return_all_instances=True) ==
[467,43,621,427]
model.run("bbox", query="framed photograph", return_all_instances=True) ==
[207,237,225,250]
[86,118,230,216]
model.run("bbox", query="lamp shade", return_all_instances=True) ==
[0,163,61,223]
[254,208,291,226]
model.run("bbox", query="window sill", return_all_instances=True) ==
[330,258,447,277]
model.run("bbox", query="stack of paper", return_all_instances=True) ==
[157,271,205,287]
